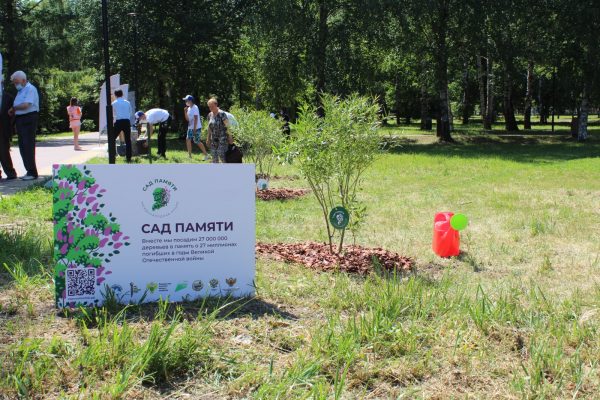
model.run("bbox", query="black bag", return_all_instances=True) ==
[225,143,243,163]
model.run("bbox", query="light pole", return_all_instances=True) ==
[102,0,116,164]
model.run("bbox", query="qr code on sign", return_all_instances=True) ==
[67,269,96,297]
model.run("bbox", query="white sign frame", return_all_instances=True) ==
[52,164,256,308]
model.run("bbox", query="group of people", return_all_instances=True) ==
[0,51,237,182]
[115,93,233,163]
[0,65,41,181]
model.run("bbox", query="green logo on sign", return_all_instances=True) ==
[329,206,350,230]
[152,187,170,211]
[175,282,188,292]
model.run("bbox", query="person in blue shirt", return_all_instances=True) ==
[111,89,133,162]
[8,71,39,180]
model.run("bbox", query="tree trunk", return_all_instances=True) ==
[447,88,454,132]
[395,79,401,125]
[477,55,487,125]
[538,78,547,123]
[570,115,579,138]
[420,84,431,131]
[462,58,471,125]
[432,0,452,142]
[503,69,519,131]
[578,83,590,141]
[484,57,494,130]
[315,0,328,114]
[3,0,20,73]
[524,60,534,129]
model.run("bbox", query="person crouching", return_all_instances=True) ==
[135,108,171,158]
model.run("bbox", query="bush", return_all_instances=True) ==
[81,119,97,132]
[229,107,285,180]
[292,94,381,253]
[34,68,102,134]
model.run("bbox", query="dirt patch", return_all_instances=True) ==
[256,241,414,275]
[256,188,309,201]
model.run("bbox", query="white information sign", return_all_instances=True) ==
[52,164,256,308]
[98,74,120,135]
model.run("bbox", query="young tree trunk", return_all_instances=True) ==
[578,83,590,141]
[477,55,487,125]
[503,70,519,132]
[484,57,494,130]
[524,60,534,129]
[433,0,452,142]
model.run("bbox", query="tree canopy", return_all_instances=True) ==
[0,0,598,139]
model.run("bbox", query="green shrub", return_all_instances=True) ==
[292,94,380,253]
[229,107,285,180]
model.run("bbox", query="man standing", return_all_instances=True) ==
[112,89,132,162]
[135,108,171,158]
[0,76,17,180]
[8,71,39,180]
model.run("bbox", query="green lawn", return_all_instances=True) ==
[1,126,599,398]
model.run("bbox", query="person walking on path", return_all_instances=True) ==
[8,71,39,180]
[183,95,209,160]
[112,89,132,162]
[0,78,17,180]
[67,97,83,150]
[206,97,232,164]
[135,108,171,158]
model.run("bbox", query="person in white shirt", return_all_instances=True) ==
[111,89,133,162]
[182,95,209,160]
[135,108,171,158]
[8,70,40,180]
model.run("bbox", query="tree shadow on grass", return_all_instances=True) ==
[386,133,600,164]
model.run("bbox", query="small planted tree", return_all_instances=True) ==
[229,107,285,181]
[292,94,380,254]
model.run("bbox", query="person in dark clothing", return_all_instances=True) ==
[135,109,171,158]
[111,89,133,162]
[280,108,291,137]
[8,70,39,180]
[0,88,17,180]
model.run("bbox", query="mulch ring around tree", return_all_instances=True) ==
[256,241,414,275]
[256,188,309,201]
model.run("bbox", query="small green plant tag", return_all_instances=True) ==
[329,207,350,230]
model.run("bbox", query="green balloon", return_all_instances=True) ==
[450,213,468,231]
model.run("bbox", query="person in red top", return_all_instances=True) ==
[66,97,83,150]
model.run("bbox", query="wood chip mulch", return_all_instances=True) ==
[256,241,414,275]
[256,188,309,201]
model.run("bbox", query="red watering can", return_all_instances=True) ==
[432,212,460,257]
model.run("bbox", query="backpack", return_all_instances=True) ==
[225,143,243,163]
[224,111,238,128]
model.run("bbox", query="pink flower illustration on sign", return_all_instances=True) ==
[53,165,130,308]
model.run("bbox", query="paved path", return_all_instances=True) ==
[0,132,107,196]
